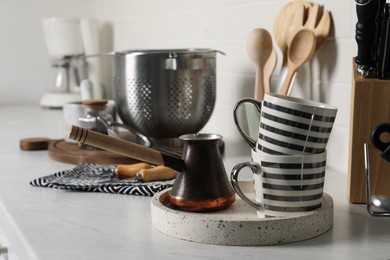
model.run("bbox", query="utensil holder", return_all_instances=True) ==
[348,59,390,203]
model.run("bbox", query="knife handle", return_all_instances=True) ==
[137,166,177,182]
[115,163,152,179]
[355,0,380,69]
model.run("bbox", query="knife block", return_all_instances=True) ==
[348,60,390,203]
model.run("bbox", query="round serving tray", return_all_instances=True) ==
[151,181,333,246]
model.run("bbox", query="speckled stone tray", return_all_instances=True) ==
[151,181,333,245]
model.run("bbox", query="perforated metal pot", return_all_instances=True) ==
[113,49,222,139]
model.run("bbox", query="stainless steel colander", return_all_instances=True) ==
[113,49,222,139]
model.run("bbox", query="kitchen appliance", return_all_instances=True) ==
[40,17,102,108]
[68,125,236,212]
[112,49,222,148]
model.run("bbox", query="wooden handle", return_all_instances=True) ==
[115,163,152,179]
[81,99,108,106]
[279,67,296,96]
[19,137,51,151]
[67,125,185,172]
[254,66,265,100]
[138,166,177,182]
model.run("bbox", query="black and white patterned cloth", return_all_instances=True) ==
[30,164,174,196]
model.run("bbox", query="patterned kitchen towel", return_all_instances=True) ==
[30,164,174,196]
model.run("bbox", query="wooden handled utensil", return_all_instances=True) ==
[274,1,312,67]
[67,125,186,172]
[246,28,273,100]
[263,47,277,94]
[279,29,316,96]
[115,163,177,182]
[274,1,331,95]
[287,3,331,50]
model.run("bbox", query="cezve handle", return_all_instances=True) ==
[355,0,380,76]
[68,125,186,172]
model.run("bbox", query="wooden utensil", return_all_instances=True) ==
[20,137,140,164]
[115,163,177,182]
[279,29,316,96]
[246,28,273,100]
[273,1,312,67]
[313,8,331,50]
[288,3,331,50]
[67,125,186,172]
[263,47,277,94]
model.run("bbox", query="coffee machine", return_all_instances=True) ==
[40,17,102,108]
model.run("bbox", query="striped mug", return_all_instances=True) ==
[230,149,327,217]
[233,93,337,155]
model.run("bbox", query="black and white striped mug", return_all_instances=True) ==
[230,149,327,217]
[233,93,337,155]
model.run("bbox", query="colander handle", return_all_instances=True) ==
[67,125,186,172]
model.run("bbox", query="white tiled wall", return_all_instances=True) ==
[0,0,358,173]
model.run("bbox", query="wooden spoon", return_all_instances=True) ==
[263,47,277,94]
[274,1,312,67]
[279,29,316,96]
[246,28,273,100]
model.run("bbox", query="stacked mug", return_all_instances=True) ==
[231,93,337,217]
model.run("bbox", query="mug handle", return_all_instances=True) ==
[230,161,263,210]
[233,98,262,149]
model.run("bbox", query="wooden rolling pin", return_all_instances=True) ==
[67,125,185,172]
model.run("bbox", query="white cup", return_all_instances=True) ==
[233,93,338,155]
[230,149,327,217]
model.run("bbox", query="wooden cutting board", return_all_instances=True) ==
[348,59,390,203]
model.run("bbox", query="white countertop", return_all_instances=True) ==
[0,105,389,260]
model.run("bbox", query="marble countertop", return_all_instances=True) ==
[0,105,389,260]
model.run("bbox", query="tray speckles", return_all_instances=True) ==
[151,181,333,245]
